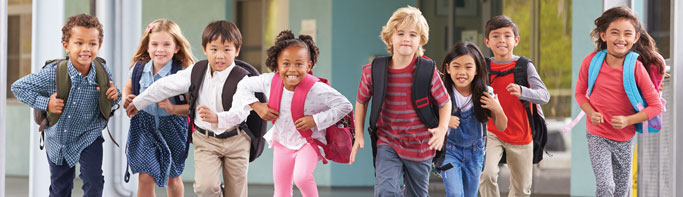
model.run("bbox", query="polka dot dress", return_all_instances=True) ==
[126,110,188,187]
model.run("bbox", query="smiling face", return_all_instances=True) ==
[390,24,421,58]
[277,45,312,91]
[203,37,240,72]
[600,18,640,58]
[484,27,519,60]
[62,26,101,69]
[446,54,477,95]
[147,31,179,68]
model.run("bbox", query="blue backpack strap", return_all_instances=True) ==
[131,61,146,95]
[622,51,649,133]
[586,50,607,97]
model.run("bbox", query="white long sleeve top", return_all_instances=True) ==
[221,73,353,150]
[132,61,245,134]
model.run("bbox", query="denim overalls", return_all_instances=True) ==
[441,94,487,197]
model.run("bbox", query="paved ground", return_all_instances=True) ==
[5,164,569,196]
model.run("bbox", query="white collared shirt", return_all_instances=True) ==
[133,61,245,134]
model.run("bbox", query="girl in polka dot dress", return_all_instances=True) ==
[122,19,195,196]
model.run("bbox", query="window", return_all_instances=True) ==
[7,0,32,100]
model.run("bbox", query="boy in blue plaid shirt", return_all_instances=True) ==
[11,14,120,196]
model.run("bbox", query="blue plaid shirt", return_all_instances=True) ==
[11,60,121,167]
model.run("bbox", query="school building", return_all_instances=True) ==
[1,0,682,196]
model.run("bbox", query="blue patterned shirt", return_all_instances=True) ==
[11,60,121,167]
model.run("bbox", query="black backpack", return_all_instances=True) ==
[486,56,548,164]
[368,56,445,169]
[33,57,119,150]
[188,59,267,162]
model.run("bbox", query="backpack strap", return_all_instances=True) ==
[169,61,188,104]
[46,60,71,127]
[369,56,390,132]
[412,57,439,129]
[188,60,209,124]
[587,50,608,97]
[622,51,651,133]
[131,61,145,95]
[92,58,120,147]
[267,73,284,113]
[221,66,249,111]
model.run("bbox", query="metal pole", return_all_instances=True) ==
[672,0,683,195]
[29,1,64,196]
[0,0,8,195]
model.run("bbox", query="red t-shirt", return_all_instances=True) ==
[356,57,450,161]
[487,60,533,145]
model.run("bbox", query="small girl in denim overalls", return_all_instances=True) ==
[439,42,508,197]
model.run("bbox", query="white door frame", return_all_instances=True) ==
[0,0,7,195]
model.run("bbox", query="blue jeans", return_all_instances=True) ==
[374,145,432,197]
[440,140,485,197]
[48,136,104,197]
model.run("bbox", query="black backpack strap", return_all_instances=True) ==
[184,60,209,160]
[369,56,390,132]
[369,56,390,168]
[412,57,439,129]
[169,61,188,105]
[234,59,267,162]
[221,66,249,111]
[131,61,145,95]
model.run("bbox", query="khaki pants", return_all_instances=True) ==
[479,132,533,197]
[192,129,251,197]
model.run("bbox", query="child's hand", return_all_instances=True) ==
[349,136,365,166]
[428,126,448,150]
[294,115,316,131]
[251,102,279,121]
[97,81,119,100]
[125,102,139,117]
[47,93,65,114]
[449,116,460,129]
[610,116,631,129]
[506,83,522,98]
[589,112,605,125]
[197,105,218,123]
[157,99,173,114]
[123,94,136,109]
[481,92,504,114]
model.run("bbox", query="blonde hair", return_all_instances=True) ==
[130,19,195,68]
[380,6,429,56]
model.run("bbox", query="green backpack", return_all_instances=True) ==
[33,58,119,149]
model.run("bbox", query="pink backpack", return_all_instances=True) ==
[267,73,355,164]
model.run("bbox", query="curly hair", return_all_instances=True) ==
[265,30,320,72]
[62,14,104,44]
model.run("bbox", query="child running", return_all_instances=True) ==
[439,42,507,197]
[576,6,663,196]
[122,19,194,197]
[221,30,352,197]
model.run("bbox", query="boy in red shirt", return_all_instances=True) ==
[349,6,452,197]
[479,16,550,197]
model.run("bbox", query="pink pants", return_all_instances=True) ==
[273,140,319,197]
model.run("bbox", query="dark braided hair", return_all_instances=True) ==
[265,30,320,72]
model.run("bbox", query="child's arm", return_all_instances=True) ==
[11,65,56,111]
[157,98,190,116]
[216,74,272,130]
[131,67,192,111]
[481,92,507,131]
[611,61,663,129]
[427,68,452,150]
[349,101,368,165]
[350,64,373,165]
[102,64,121,104]
[514,62,550,104]
[575,55,605,125]
[296,83,353,131]
[428,101,451,150]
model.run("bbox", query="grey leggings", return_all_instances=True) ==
[586,132,633,197]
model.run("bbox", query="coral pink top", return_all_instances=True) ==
[575,51,663,141]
